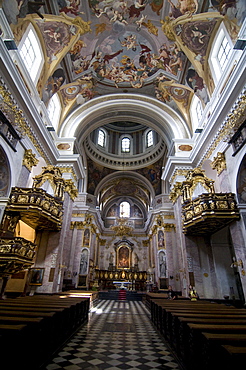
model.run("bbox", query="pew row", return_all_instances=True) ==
[0,294,90,369]
[147,295,246,370]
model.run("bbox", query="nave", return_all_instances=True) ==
[44,300,181,370]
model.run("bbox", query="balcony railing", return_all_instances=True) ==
[6,187,63,230]
[0,236,36,276]
[182,192,240,235]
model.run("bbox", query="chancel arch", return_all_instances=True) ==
[59,94,191,145]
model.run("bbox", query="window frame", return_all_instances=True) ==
[146,130,154,148]
[47,93,61,131]
[209,23,233,85]
[120,135,132,154]
[120,201,130,218]
[18,24,44,85]
[97,129,106,147]
[190,94,203,132]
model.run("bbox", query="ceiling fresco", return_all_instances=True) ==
[4,0,245,129]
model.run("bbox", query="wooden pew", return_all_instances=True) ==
[0,295,90,369]
[186,323,246,369]
[175,316,246,356]
[200,333,246,370]
[169,311,246,347]
[154,302,243,339]
[148,296,246,370]
[149,298,238,334]
[220,345,246,369]
[0,323,35,367]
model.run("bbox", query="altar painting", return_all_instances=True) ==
[117,245,131,269]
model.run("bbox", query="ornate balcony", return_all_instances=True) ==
[0,237,36,276]
[182,193,240,235]
[5,187,63,230]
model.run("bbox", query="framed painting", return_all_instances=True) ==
[83,228,90,247]
[117,245,131,269]
[158,230,165,249]
[29,268,45,286]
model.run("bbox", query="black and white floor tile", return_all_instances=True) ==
[45,300,181,370]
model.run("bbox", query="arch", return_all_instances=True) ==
[59,94,191,148]
[0,145,11,197]
[94,171,155,207]
[236,154,246,204]
[103,196,147,221]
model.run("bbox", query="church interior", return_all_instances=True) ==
[0,0,246,368]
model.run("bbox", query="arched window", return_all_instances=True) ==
[47,93,61,131]
[18,24,44,85]
[190,95,203,131]
[120,201,130,218]
[209,23,233,84]
[121,137,130,153]
[98,129,105,147]
[146,130,153,147]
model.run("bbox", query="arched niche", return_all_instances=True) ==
[158,250,167,278]
[79,248,89,275]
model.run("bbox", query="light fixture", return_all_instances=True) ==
[233,39,246,50]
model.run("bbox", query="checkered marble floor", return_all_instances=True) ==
[44,300,181,370]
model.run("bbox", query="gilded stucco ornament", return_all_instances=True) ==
[0,81,51,163]
[23,149,39,172]
[169,182,183,203]
[33,165,65,200]
[201,89,246,166]
[111,217,133,236]
[64,179,78,201]
[164,223,176,232]
[59,166,77,182]
[211,152,226,175]
[160,17,176,41]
